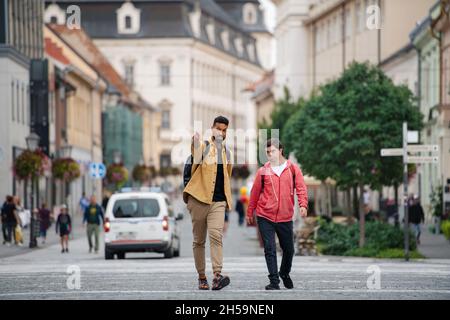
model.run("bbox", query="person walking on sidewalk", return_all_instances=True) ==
[38,203,51,245]
[56,204,71,253]
[2,196,20,246]
[1,196,11,245]
[79,192,89,216]
[247,138,308,290]
[409,195,425,245]
[183,116,233,291]
[83,195,104,254]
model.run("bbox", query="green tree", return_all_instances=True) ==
[284,62,423,247]
[257,86,304,165]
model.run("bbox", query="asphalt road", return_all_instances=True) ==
[0,197,449,300]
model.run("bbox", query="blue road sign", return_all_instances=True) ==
[89,162,106,179]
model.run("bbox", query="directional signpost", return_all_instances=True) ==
[380,122,439,261]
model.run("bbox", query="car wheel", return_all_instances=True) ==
[105,248,114,260]
[164,246,174,259]
[117,252,126,260]
[174,240,180,257]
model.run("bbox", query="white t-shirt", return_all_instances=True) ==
[271,161,287,177]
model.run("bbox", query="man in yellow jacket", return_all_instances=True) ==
[183,116,233,291]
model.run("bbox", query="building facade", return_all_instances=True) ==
[416,0,450,219]
[272,0,436,101]
[45,0,268,170]
[0,0,45,206]
[45,25,106,212]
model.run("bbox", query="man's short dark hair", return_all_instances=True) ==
[266,138,284,155]
[6,196,13,203]
[213,116,229,127]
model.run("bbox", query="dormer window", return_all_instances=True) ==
[44,3,66,25]
[125,16,132,30]
[206,21,215,45]
[221,29,230,50]
[243,3,257,25]
[234,37,243,56]
[117,2,141,35]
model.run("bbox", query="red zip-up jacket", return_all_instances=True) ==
[247,160,308,223]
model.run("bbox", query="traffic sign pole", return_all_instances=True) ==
[403,122,410,262]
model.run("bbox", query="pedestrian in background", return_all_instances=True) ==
[235,187,248,227]
[101,190,111,212]
[79,192,89,216]
[1,195,10,245]
[12,196,23,246]
[409,195,425,245]
[247,138,308,290]
[83,195,104,254]
[56,204,71,253]
[38,203,51,245]
[2,196,20,246]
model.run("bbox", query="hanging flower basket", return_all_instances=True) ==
[52,158,81,183]
[132,164,151,183]
[106,163,129,189]
[13,149,51,180]
[158,166,181,177]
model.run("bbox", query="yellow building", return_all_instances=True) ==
[45,25,106,211]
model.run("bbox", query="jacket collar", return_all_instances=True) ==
[264,159,291,168]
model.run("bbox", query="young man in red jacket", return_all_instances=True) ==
[247,138,308,290]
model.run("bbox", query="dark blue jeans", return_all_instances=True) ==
[257,216,295,285]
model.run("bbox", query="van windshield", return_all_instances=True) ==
[112,198,160,218]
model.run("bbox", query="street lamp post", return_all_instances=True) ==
[26,132,40,248]
[59,144,73,209]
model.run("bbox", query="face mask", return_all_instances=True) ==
[214,134,224,143]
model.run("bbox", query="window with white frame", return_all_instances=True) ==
[206,21,215,45]
[243,3,258,25]
[221,29,230,50]
[116,2,141,34]
[161,110,171,129]
[247,43,255,61]
[235,37,244,56]
[124,62,135,88]
[160,63,171,86]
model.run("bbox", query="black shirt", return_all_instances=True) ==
[212,142,226,202]
[2,203,17,224]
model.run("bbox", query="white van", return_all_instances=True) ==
[103,191,183,259]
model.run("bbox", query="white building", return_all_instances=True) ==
[0,0,45,206]
[45,0,269,170]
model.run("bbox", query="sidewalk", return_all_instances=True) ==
[0,211,86,259]
[418,224,450,259]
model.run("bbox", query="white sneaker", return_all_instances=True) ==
[17,243,23,247]
[6,242,11,247]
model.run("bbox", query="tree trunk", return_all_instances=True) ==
[394,182,399,227]
[346,188,351,217]
[353,185,359,219]
[359,183,366,248]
